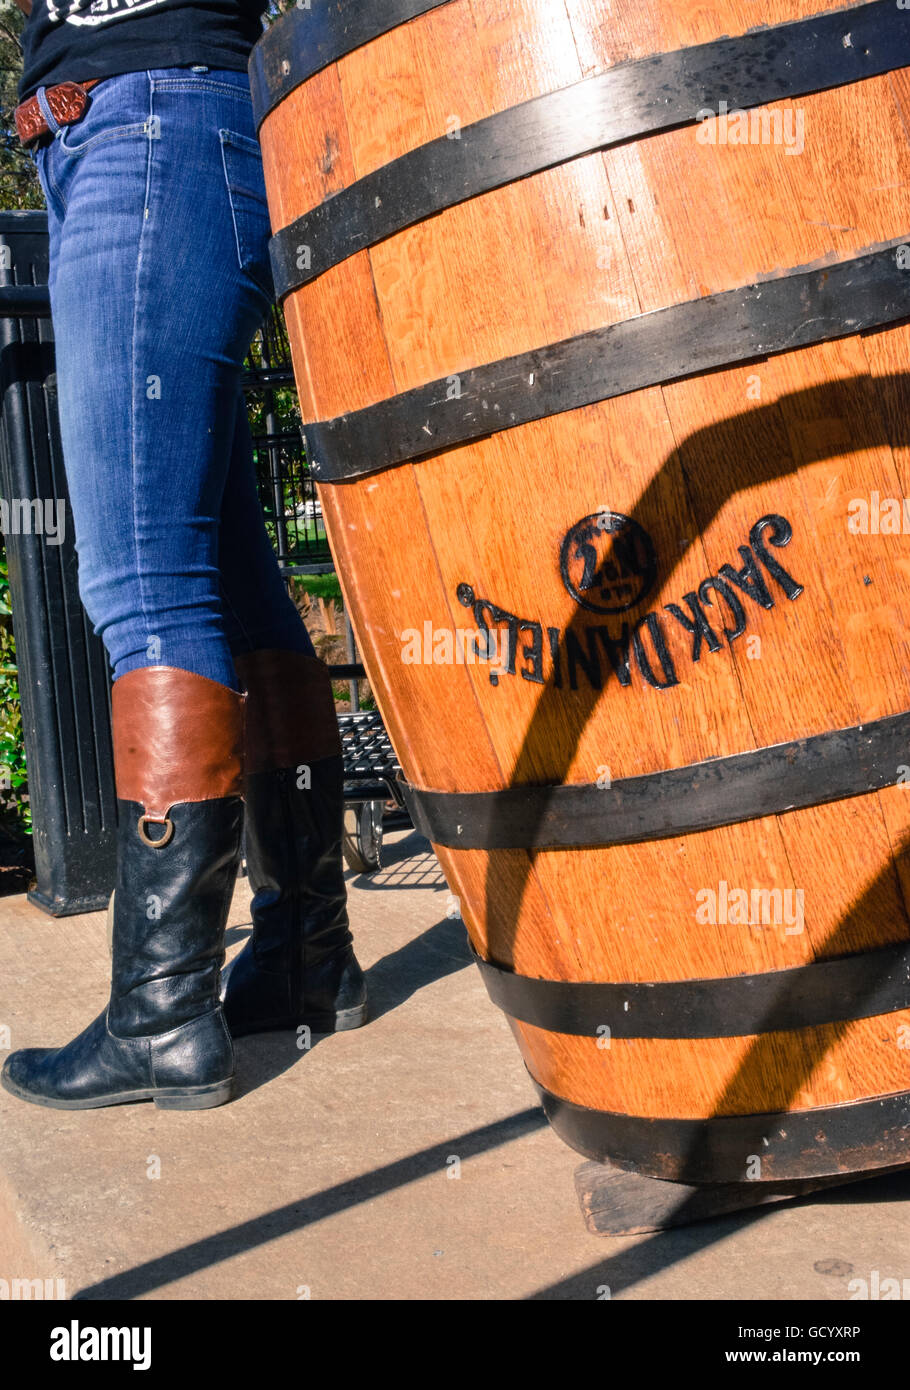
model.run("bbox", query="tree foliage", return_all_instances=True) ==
[0,5,43,211]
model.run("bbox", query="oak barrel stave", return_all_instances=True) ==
[254,0,910,1181]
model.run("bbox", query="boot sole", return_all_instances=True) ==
[229,1000,369,1039]
[0,1071,235,1111]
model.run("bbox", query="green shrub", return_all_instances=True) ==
[0,548,30,833]
[294,573,342,602]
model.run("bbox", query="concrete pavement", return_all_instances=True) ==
[0,828,908,1301]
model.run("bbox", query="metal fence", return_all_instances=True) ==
[249,425,330,572]
[243,305,333,575]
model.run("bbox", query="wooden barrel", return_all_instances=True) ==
[252,0,910,1183]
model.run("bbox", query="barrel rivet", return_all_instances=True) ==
[281,58,291,76]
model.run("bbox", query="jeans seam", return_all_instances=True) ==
[150,78,253,98]
[129,75,155,665]
[43,142,69,216]
[218,133,274,302]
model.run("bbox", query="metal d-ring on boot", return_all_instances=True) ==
[222,649,368,1037]
[1,667,245,1111]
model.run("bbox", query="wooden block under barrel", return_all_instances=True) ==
[574,1160,910,1237]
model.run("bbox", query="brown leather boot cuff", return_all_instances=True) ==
[112,667,245,815]
[235,649,342,774]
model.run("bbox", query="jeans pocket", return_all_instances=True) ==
[57,119,149,156]
[219,128,274,302]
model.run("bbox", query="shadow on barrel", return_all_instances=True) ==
[482,371,910,1218]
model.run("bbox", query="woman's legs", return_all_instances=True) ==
[2,68,283,1108]
[0,68,366,1111]
[37,66,287,687]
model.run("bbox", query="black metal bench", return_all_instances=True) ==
[327,664,410,873]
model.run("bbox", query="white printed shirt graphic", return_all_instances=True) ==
[46,0,169,26]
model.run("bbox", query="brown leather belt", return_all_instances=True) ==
[15,79,103,149]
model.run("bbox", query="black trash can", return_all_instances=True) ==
[0,211,117,915]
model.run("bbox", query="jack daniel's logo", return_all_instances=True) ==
[560,510,658,614]
[455,513,803,692]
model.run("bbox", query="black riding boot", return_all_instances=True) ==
[222,649,368,1037]
[1,667,244,1110]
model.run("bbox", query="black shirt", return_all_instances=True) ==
[19,1,268,101]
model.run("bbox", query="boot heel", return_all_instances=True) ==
[154,1077,235,1110]
[332,1001,369,1031]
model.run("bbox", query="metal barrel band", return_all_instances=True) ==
[472,942,910,1039]
[398,710,910,850]
[533,1082,910,1183]
[250,0,455,128]
[301,239,910,481]
[269,0,910,295]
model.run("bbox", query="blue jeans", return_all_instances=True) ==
[31,65,313,690]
